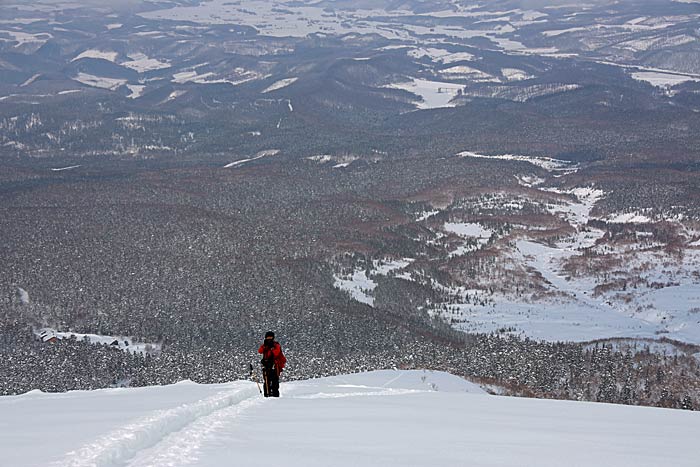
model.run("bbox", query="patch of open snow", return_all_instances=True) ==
[16,287,29,304]
[164,90,187,102]
[630,71,700,88]
[515,174,545,187]
[224,149,280,168]
[35,328,161,355]
[306,155,333,163]
[71,49,119,63]
[262,77,298,93]
[440,65,495,81]
[0,29,51,46]
[126,84,146,99]
[373,259,413,276]
[542,27,589,37]
[417,210,440,221]
[501,68,534,82]
[457,151,576,173]
[50,165,81,172]
[385,78,463,110]
[444,222,493,238]
[20,73,41,87]
[408,48,475,64]
[334,259,413,306]
[172,70,200,83]
[427,184,700,343]
[73,73,127,91]
[602,212,654,224]
[334,270,376,306]
[457,185,700,344]
[174,68,265,86]
[122,53,171,72]
[542,186,606,228]
[445,222,494,257]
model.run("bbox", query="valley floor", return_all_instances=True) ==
[1,370,698,467]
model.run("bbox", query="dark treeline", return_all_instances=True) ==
[2,311,698,410]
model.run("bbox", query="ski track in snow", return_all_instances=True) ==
[49,380,425,467]
[53,385,259,467]
[124,395,264,467]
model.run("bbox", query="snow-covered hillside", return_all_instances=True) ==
[1,370,697,467]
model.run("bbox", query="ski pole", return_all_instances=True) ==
[263,369,270,397]
[249,363,262,395]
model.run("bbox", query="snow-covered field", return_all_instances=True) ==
[385,78,464,109]
[224,149,280,168]
[71,49,119,63]
[262,77,298,93]
[407,47,475,64]
[1,370,697,467]
[122,53,171,72]
[333,170,700,344]
[138,0,551,56]
[334,259,413,306]
[631,71,700,87]
[429,183,700,343]
[35,328,161,355]
[73,73,127,91]
[457,150,576,172]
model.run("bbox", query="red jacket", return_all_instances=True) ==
[258,342,286,373]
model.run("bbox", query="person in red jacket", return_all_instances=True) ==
[258,331,286,397]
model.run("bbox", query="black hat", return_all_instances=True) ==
[265,331,275,339]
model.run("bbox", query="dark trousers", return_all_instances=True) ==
[262,367,280,397]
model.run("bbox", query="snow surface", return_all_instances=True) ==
[20,73,41,87]
[501,67,534,82]
[122,53,171,73]
[224,149,280,168]
[126,84,145,99]
[262,77,298,93]
[407,47,475,64]
[444,222,494,256]
[35,328,160,355]
[50,165,81,172]
[631,71,700,87]
[1,370,698,467]
[385,78,463,109]
[71,50,119,63]
[440,65,495,82]
[173,67,264,86]
[603,211,654,224]
[418,183,700,344]
[457,150,576,173]
[334,259,413,306]
[164,90,187,102]
[0,29,51,46]
[16,287,29,304]
[73,73,127,91]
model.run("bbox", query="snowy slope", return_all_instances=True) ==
[1,370,698,467]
